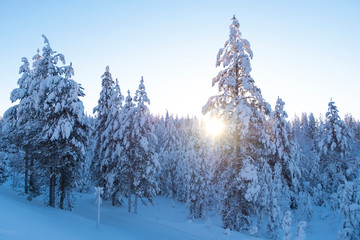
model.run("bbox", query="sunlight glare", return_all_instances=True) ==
[205,118,224,137]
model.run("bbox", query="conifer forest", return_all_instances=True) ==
[1,16,359,240]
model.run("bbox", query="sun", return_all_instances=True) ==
[205,117,224,137]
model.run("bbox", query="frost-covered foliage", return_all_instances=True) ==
[269,97,301,210]
[202,15,270,124]
[93,66,115,118]
[319,99,353,196]
[338,175,360,239]
[33,36,88,210]
[97,78,124,205]
[269,98,294,175]
[3,54,44,198]
[319,99,352,158]
[261,162,287,239]
[132,77,160,212]
[186,121,211,220]
[117,90,137,211]
[345,114,360,144]
[159,112,182,198]
[294,221,307,240]
[0,120,8,184]
[4,35,88,209]
[117,77,160,214]
[91,66,115,188]
[296,112,320,190]
[282,211,292,240]
[202,15,271,232]
[0,152,8,185]
[173,117,192,203]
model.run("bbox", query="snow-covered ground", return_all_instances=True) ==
[306,206,342,240]
[0,184,341,240]
[0,185,261,240]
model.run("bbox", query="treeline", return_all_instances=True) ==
[0,17,360,240]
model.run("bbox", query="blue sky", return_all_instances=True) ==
[1,0,359,119]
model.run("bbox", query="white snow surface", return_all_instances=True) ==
[0,184,342,240]
[0,184,260,240]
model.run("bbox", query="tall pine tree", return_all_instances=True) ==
[319,99,353,197]
[203,15,271,231]
[92,66,115,190]
[98,78,124,205]
[34,35,88,209]
[159,111,181,198]
[118,78,160,214]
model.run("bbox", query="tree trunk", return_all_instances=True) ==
[49,167,56,207]
[222,197,230,229]
[189,200,195,219]
[111,191,117,206]
[128,181,132,213]
[28,158,38,198]
[59,168,66,210]
[134,192,138,215]
[24,154,29,194]
[199,203,203,219]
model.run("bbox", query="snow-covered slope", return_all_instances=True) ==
[0,185,263,240]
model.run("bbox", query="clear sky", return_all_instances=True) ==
[1,0,359,120]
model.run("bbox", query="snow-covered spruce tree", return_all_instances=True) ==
[344,114,356,137]
[3,55,44,197]
[34,35,88,209]
[300,113,309,138]
[292,114,300,135]
[91,65,115,190]
[0,118,9,184]
[338,177,360,240]
[1,111,25,189]
[308,113,319,148]
[257,159,290,238]
[153,114,165,154]
[269,97,301,209]
[304,112,320,184]
[187,120,210,220]
[159,111,182,198]
[318,99,353,198]
[256,160,281,239]
[256,159,270,232]
[0,163,6,185]
[298,112,320,150]
[294,221,307,240]
[202,15,271,231]
[118,90,136,212]
[0,127,8,184]
[291,112,320,206]
[296,113,317,158]
[344,114,360,151]
[119,78,160,214]
[173,117,191,203]
[282,210,292,240]
[132,77,160,214]
[98,78,124,205]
